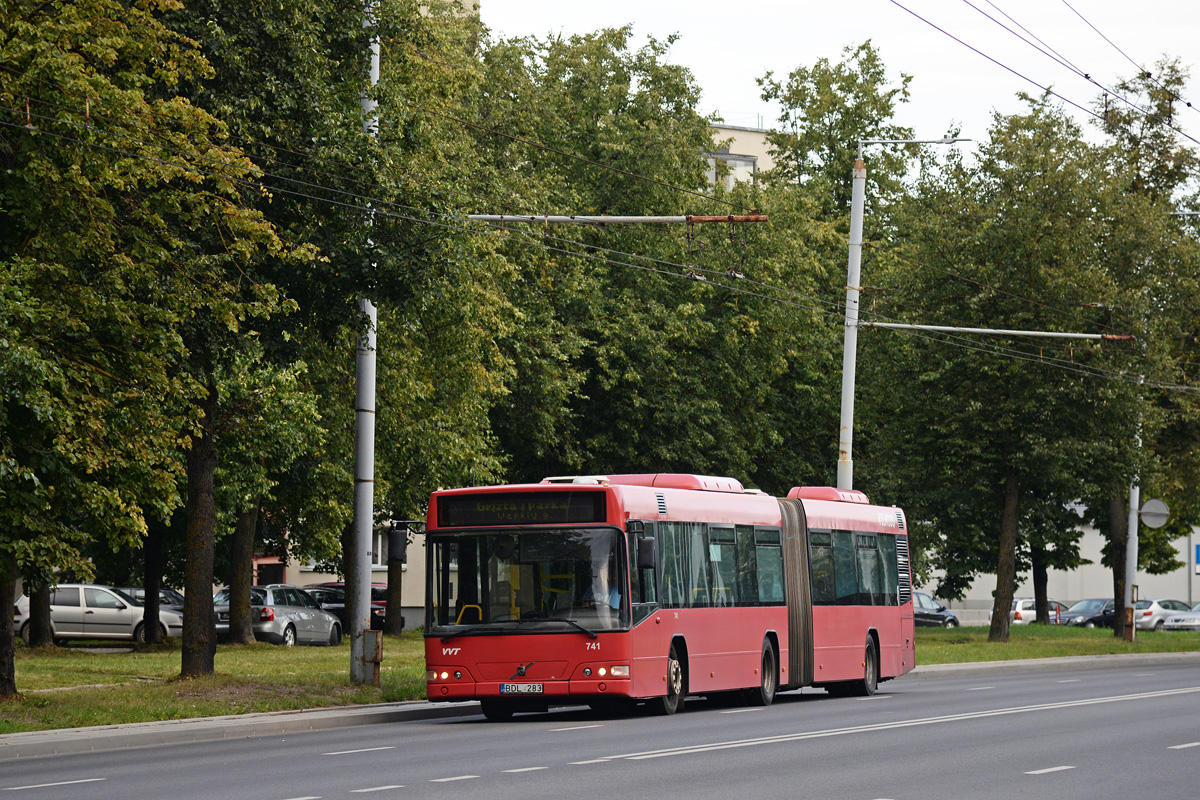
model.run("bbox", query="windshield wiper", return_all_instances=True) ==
[514,616,598,639]
[441,626,502,642]
[440,617,598,641]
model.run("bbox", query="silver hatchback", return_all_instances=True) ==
[13,584,183,644]
[213,584,342,646]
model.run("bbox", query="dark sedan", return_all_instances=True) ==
[1060,598,1116,628]
[914,591,960,627]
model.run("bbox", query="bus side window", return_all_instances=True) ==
[877,534,899,605]
[688,522,711,607]
[809,530,835,604]
[856,533,882,606]
[755,528,784,604]
[832,531,858,605]
[708,526,737,607]
[736,525,757,605]
[659,521,687,608]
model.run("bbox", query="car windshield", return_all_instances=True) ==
[213,588,267,605]
[427,527,628,634]
[1067,599,1108,613]
[1191,602,1200,613]
[112,587,142,606]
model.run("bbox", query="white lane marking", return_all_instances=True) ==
[351,787,405,793]
[859,696,892,700]
[571,759,612,764]
[719,708,764,714]
[1169,742,1200,749]
[504,767,549,773]
[593,686,1200,762]
[279,797,321,800]
[551,724,603,731]
[430,776,478,782]
[3,779,106,791]
[1056,679,1081,683]
[1026,766,1075,775]
[966,686,995,691]
[324,746,395,756]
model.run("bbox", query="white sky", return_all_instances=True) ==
[480,1,1200,145]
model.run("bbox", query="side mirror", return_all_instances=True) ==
[637,537,657,571]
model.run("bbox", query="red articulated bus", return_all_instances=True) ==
[422,473,914,720]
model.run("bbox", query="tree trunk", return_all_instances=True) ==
[0,552,19,698]
[227,501,260,645]
[1109,493,1129,640]
[988,462,1020,643]
[26,580,54,648]
[182,384,219,678]
[1031,547,1049,624]
[143,517,166,645]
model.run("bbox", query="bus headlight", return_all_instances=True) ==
[609,665,629,677]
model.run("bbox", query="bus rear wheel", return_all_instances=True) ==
[745,641,777,707]
[650,644,685,715]
[852,639,878,697]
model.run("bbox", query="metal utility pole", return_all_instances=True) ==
[839,137,967,491]
[350,3,382,686]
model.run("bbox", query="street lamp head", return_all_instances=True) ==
[856,136,971,158]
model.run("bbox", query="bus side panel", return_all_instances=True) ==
[811,605,906,681]
[629,607,788,697]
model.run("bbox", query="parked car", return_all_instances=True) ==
[1162,601,1200,631]
[305,586,347,627]
[116,587,186,612]
[1133,598,1192,631]
[12,584,183,644]
[988,598,1070,625]
[1060,598,1116,628]
[306,582,390,630]
[213,584,341,646]
[914,592,960,627]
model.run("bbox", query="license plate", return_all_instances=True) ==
[501,683,543,695]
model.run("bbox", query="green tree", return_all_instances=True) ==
[0,0,290,692]
[864,95,1153,642]
[758,41,915,219]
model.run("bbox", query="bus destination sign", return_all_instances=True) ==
[439,491,607,527]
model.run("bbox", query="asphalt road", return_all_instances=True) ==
[3,657,1199,800]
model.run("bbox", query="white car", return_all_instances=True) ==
[13,584,183,644]
[988,597,1069,625]
[1137,599,1195,633]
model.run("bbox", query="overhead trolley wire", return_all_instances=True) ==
[889,0,1200,173]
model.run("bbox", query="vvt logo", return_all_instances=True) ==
[442,647,461,655]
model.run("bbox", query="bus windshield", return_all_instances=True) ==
[427,527,628,634]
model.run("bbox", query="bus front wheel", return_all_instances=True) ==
[650,644,685,715]
[480,699,514,721]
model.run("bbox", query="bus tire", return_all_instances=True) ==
[745,640,777,707]
[650,644,685,716]
[852,638,878,697]
[480,699,514,721]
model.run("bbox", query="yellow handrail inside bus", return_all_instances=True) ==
[456,604,482,625]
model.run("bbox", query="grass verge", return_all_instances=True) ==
[1,630,426,734]
[916,623,1200,664]
[2,625,1196,733]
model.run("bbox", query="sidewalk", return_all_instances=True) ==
[3,650,1199,761]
